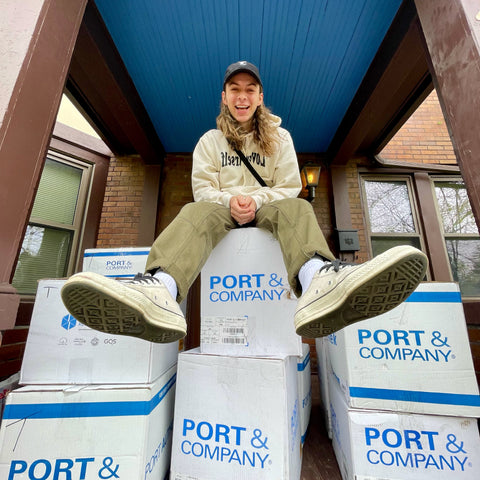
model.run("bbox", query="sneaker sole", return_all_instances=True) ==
[61,275,186,343]
[295,248,427,338]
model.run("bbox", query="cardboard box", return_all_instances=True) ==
[327,283,480,417]
[200,228,302,357]
[329,376,480,480]
[170,349,302,480]
[20,279,179,385]
[315,337,333,439]
[297,343,312,444]
[83,247,151,279]
[0,365,176,480]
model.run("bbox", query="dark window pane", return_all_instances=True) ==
[371,237,421,257]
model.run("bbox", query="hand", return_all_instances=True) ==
[230,195,257,225]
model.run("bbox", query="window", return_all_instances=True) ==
[362,174,480,298]
[433,178,480,297]
[12,152,92,295]
[361,177,423,256]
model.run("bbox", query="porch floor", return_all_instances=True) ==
[301,374,342,480]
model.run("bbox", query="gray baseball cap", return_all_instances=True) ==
[223,61,262,89]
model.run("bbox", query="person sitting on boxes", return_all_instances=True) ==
[61,61,428,343]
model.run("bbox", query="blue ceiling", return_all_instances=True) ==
[94,0,403,153]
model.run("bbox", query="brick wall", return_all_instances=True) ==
[381,90,457,165]
[96,155,146,247]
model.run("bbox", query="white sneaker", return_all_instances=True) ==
[294,246,428,338]
[61,272,186,343]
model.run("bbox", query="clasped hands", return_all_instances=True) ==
[230,195,257,225]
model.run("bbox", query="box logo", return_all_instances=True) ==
[61,314,77,331]
[8,456,120,479]
[356,328,452,363]
[105,259,133,272]
[208,273,290,303]
[179,418,270,469]
[145,420,173,480]
[364,426,471,473]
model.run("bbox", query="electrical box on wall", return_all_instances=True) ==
[337,229,360,251]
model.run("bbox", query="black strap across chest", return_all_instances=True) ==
[234,149,267,187]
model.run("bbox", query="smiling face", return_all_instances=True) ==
[222,72,264,130]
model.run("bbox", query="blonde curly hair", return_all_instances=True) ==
[216,100,280,157]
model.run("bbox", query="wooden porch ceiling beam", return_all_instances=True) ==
[328,0,432,165]
[68,1,165,164]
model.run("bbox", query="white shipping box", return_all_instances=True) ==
[170,349,302,480]
[20,279,179,385]
[327,283,480,417]
[297,343,312,444]
[0,365,177,480]
[315,337,333,439]
[329,376,480,480]
[200,228,302,357]
[83,247,151,278]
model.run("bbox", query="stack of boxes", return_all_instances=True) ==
[170,228,311,480]
[0,248,179,480]
[316,282,480,479]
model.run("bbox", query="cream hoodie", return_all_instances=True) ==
[192,115,302,210]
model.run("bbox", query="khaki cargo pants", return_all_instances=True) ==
[146,198,334,302]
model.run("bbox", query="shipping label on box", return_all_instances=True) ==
[327,283,480,417]
[297,343,312,444]
[170,349,302,480]
[329,376,480,480]
[200,228,302,357]
[83,247,151,278]
[0,365,176,480]
[20,279,178,385]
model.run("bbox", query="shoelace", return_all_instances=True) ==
[319,259,355,274]
[127,273,161,285]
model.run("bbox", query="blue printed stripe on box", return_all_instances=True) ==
[3,374,175,420]
[405,291,462,303]
[349,386,480,407]
[84,250,150,257]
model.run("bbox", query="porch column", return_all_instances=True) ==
[415,0,480,231]
[0,0,87,335]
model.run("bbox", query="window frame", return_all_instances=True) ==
[13,150,94,296]
[430,175,480,299]
[360,170,480,298]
